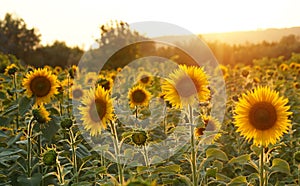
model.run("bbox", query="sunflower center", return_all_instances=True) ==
[175,76,198,98]
[73,89,83,99]
[132,90,146,104]
[89,98,107,122]
[249,102,277,130]
[30,76,52,97]
[140,75,150,84]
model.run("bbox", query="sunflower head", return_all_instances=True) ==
[79,85,114,136]
[138,72,153,86]
[71,84,85,100]
[279,63,289,71]
[22,68,59,105]
[96,75,113,91]
[42,147,57,166]
[68,65,78,79]
[32,104,51,123]
[60,118,73,129]
[4,64,18,76]
[128,85,151,108]
[234,86,292,147]
[131,131,148,146]
[161,65,210,109]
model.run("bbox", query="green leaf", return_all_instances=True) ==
[7,132,23,147]
[206,148,228,161]
[1,104,18,116]
[0,91,6,100]
[228,176,247,186]
[18,96,33,115]
[216,173,231,182]
[150,155,164,165]
[153,164,181,174]
[228,154,250,164]
[271,158,290,175]
[17,173,42,186]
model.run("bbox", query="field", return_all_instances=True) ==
[0,50,300,186]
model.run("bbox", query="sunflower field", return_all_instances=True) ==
[0,49,300,186]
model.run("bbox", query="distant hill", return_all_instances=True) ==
[154,27,300,45]
[201,27,300,44]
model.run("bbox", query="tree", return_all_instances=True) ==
[0,13,40,63]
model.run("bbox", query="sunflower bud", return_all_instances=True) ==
[132,131,147,146]
[61,118,73,129]
[43,149,57,166]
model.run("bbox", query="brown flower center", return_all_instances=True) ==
[140,75,150,84]
[89,98,107,122]
[73,89,83,99]
[30,76,51,97]
[175,76,198,98]
[249,102,277,130]
[132,89,146,104]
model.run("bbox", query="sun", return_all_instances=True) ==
[161,64,210,109]
[79,85,114,136]
[128,85,151,108]
[234,86,292,147]
[22,68,58,105]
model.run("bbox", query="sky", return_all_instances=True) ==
[1,0,300,49]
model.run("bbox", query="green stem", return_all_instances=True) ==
[13,73,19,131]
[110,122,123,185]
[57,160,64,184]
[260,146,264,186]
[27,118,34,177]
[143,145,150,167]
[189,105,197,186]
[70,128,78,183]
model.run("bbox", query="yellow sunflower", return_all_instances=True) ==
[70,84,85,100]
[79,85,114,136]
[4,64,18,76]
[22,68,58,105]
[137,72,153,86]
[128,85,151,108]
[96,75,113,91]
[234,86,292,147]
[32,104,51,123]
[161,65,210,109]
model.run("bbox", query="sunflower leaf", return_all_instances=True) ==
[206,148,228,161]
[228,154,250,164]
[227,176,247,186]
[270,158,290,175]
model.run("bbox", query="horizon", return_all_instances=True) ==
[1,0,300,49]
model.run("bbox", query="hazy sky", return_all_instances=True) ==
[1,0,300,49]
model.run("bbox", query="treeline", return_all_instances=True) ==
[0,13,83,68]
[206,34,300,65]
[1,12,300,69]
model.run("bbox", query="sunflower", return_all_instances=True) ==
[96,75,113,91]
[234,86,292,147]
[22,68,58,105]
[128,85,151,108]
[32,104,51,123]
[4,64,18,76]
[137,72,153,86]
[79,85,114,136]
[161,65,210,109]
[70,84,85,100]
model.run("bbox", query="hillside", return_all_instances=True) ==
[201,27,300,44]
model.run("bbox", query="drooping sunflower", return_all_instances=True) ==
[161,65,210,109]
[234,86,292,147]
[32,104,51,123]
[79,85,114,136]
[22,68,58,105]
[128,85,151,108]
